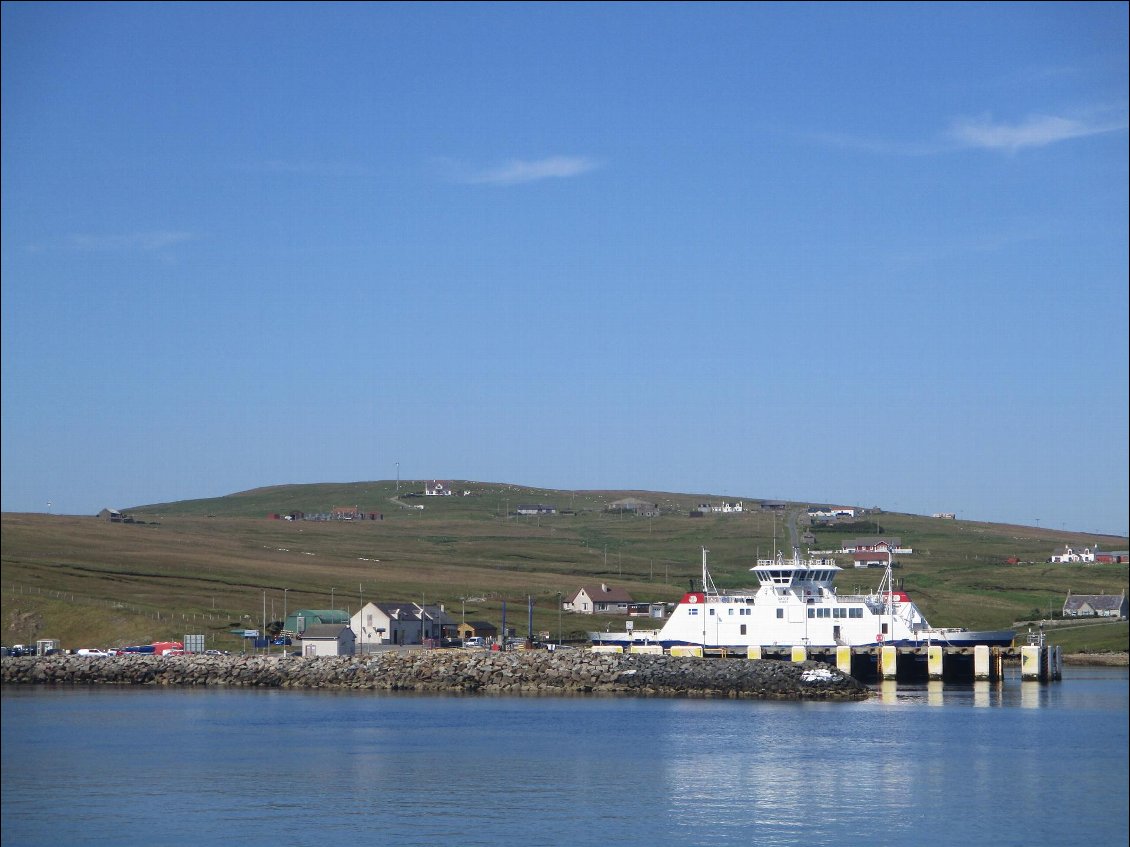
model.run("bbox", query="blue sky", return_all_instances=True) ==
[2,2,1127,535]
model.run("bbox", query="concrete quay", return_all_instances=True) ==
[0,650,870,700]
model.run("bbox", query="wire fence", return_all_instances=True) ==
[3,583,245,628]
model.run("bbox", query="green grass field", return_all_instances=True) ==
[3,480,1127,654]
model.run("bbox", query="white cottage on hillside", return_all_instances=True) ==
[1049,545,1096,563]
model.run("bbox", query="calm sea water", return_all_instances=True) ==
[2,667,1127,847]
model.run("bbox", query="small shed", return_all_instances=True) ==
[457,620,499,640]
[299,624,356,657]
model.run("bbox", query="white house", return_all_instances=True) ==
[840,537,913,556]
[299,624,356,657]
[351,601,456,650]
[516,504,557,515]
[564,584,634,615]
[697,502,744,514]
[1049,545,1096,563]
[808,506,857,519]
[425,481,453,496]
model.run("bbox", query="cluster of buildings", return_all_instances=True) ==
[269,506,384,522]
[691,501,743,516]
[280,603,502,657]
[277,583,671,657]
[1048,545,1128,564]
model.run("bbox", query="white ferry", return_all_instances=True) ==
[590,548,1015,649]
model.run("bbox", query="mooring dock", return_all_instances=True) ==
[591,643,1064,683]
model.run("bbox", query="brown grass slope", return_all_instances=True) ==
[3,480,1127,653]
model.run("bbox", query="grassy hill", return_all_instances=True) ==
[3,480,1127,654]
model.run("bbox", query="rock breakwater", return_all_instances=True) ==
[1,651,870,700]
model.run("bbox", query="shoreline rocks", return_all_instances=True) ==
[1,651,871,700]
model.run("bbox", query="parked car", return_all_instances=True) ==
[463,637,485,649]
[75,648,111,658]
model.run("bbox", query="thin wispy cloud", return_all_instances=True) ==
[26,231,197,253]
[811,107,1128,157]
[66,231,197,252]
[948,112,1128,152]
[445,155,601,186]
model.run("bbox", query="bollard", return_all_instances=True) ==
[879,645,898,679]
[836,645,852,676]
[974,645,990,680]
[791,645,807,664]
[669,645,703,657]
[747,646,762,660]
[927,645,944,680]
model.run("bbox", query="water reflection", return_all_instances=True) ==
[2,670,1126,847]
[656,700,921,845]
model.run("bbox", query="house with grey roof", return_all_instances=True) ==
[352,601,456,649]
[1062,591,1128,619]
[565,584,634,615]
[606,497,659,516]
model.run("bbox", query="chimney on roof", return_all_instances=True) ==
[601,583,608,592]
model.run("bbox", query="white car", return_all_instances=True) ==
[463,637,485,649]
[75,648,111,658]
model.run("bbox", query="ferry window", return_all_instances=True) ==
[689,609,699,616]
[807,608,814,618]
[728,609,734,615]
[740,624,747,635]
[709,608,715,616]
[776,609,784,619]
